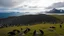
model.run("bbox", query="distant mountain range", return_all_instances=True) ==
[47,8,64,13]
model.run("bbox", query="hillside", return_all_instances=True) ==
[0,14,64,36]
[0,14,60,26]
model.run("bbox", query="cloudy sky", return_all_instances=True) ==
[0,0,64,13]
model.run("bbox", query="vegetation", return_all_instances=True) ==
[0,23,64,36]
[52,15,64,21]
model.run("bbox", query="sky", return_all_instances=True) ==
[0,0,64,13]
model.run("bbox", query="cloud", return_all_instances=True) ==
[46,2,64,9]
[0,0,44,13]
[0,0,64,13]
[0,0,26,7]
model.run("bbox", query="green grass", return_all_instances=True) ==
[52,15,64,21]
[0,23,64,36]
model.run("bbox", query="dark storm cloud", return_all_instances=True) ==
[46,2,64,9]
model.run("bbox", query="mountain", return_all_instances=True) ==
[47,8,64,13]
[0,14,60,26]
[0,12,24,18]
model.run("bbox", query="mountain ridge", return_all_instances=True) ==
[47,8,64,13]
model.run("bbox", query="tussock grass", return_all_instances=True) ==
[0,24,64,36]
